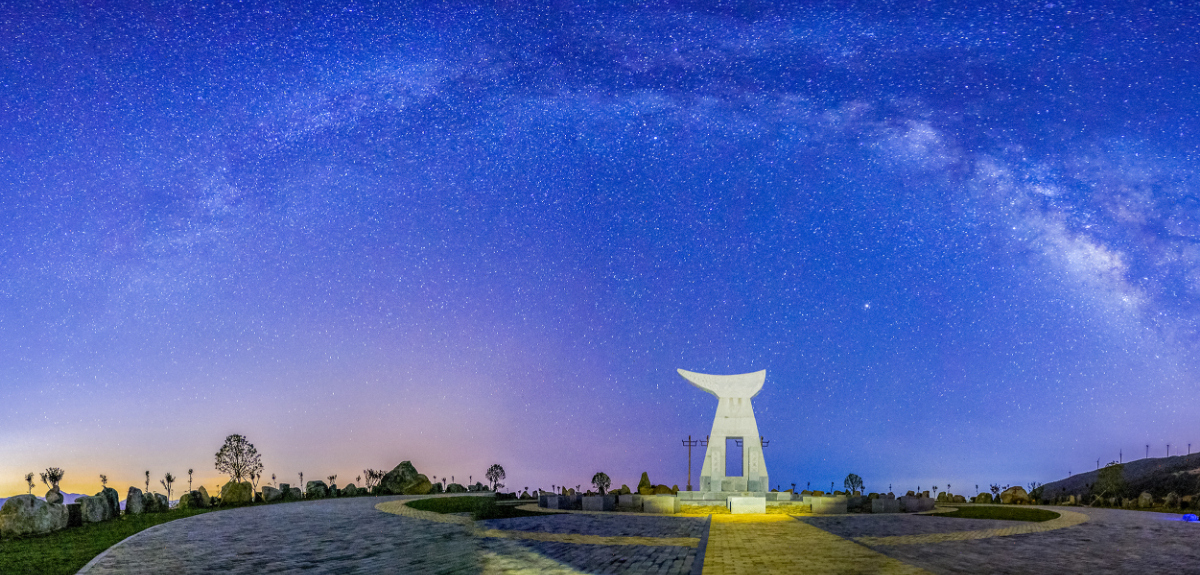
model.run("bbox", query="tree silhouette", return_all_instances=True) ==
[188,469,194,491]
[161,473,176,503]
[24,472,34,494]
[486,464,506,492]
[41,468,64,490]
[214,434,263,482]
[145,470,150,492]
[843,473,863,493]
[327,474,337,487]
[100,474,108,489]
[591,472,611,494]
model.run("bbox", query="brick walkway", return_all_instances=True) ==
[701,514,929,575]
[76,496,1200,574]
[78,495,481,574]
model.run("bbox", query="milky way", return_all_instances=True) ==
[2,1,1198,498]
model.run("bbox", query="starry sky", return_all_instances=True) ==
[3,1,1199,499]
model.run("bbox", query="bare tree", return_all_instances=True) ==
[161,473,176,502]
[100,474,108,489]
[327,474,337,486]
[24,472,34,494]
[145,470,150,492]
[215,434,263,482]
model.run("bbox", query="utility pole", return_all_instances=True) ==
[1096,459,1099,470]
[1167,444,1170,457]
[1120,450,1122,463]
[682,435,699,491]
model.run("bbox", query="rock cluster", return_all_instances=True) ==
[634,472,678,495]
[0,495,69,538]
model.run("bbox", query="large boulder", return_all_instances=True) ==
[126,487,145,515]
[0,495,69,538]
[100,487,120,518]
[653,484,673,495]
[379,462,433,495]
[446,483,467,493]
[953,495,967,503]
[306,481,329,499]
[177,490,205,510]
[1138,492,1154,508]
[45,488,64,505]
[156,493,169,510]
[1166,492,1181,508]
[1000,486,1029,505]
[79,495,111,523]
[637,472,654,495]
[262,486,282,503]
[975,493,993,504]
[142,492,161,513]
[220,481,254,506]
[289,487,303,500]
[196,486,211,508]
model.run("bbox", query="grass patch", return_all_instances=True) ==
[933,506,1060,522]
[406,496,558,520]
[0,508,214,575]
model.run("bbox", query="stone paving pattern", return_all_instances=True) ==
[481,515,707,538]
[77,495,1200,574]
[80,495,481,574]
[701,514,930,575]
[868,507,1200,574]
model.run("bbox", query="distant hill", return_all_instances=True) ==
[0,493,87,507]
[1040,453,1200,500]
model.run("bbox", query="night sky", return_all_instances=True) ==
[3,1,1199,500]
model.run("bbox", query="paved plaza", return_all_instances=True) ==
[76,496,1200,574]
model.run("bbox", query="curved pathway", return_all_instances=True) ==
[79,495,480,574]
[77,497,1200,574]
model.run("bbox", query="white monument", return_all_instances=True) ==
[678,368,768,493]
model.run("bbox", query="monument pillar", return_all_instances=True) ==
[679,369,768,494]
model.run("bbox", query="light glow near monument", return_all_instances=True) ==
[2,2,1199,500]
